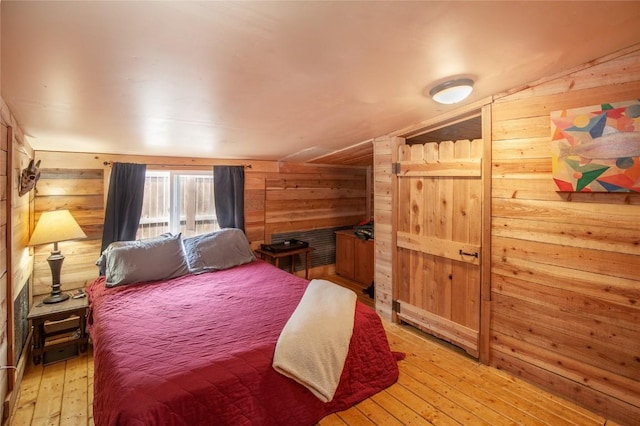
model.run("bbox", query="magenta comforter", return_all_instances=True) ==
[87,260,400,426]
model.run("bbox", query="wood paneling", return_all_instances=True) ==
[372,45,639,424]
[373,136,401,321]
[489,46,640,424]
[264,163,368,239]
[245,172,266,249]
[0,123,9,423]
[1,97,35,423]
[32,168,104,294]
[310,140,373,167]
[34,151,278,173]
[31,153,369,289]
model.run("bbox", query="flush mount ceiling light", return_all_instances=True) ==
[429,78,474,104]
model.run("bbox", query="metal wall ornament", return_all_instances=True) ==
[19,159,41,197]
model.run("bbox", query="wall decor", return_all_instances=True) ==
[551,100,640,192]
[18,159,41,196]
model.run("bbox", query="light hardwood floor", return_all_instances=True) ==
[11,278,616,426]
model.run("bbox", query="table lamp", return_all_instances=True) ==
[28,210,87,304]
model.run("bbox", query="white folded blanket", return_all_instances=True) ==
[273,279,357,402]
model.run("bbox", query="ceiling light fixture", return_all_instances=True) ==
[429,78,474,104]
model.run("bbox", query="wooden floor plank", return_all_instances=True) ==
[369,389,435,425]
[387,324,589,425]
[87,348,94,425]
[59,355,89,426]
[397,364,494,426]
[383,382,459,425]
[336,405,376,425]
[11,363,42,425]
[351,398,404,426]
[317,413,348,425]
[402,359,518,425]
[31,361,66,425]
[475,365,604,425]
[387,322,605,426]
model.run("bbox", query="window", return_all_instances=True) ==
[137,171,219,239]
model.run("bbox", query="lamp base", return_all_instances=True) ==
[44,249,69,304]
[43,292,70,304]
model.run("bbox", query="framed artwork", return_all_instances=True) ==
[551,100,640,192]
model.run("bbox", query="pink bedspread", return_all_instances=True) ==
[87,260,400,426]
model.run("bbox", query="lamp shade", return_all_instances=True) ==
[28,210,87,246]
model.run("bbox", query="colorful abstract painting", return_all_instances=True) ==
[551,100,640,192]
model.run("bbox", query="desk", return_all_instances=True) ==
[255,246,315,279]
[28,294,89,365]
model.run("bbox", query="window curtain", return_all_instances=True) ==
[101,162,147,253]
[213,166,245,230]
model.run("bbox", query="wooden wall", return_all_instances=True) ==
[373,45,639,424]
[9,128,34,363]
[32,169,105,296]
[31,151,370,291]
[372,136,399,321]
[0,119,7,425]
[265,162,368,238]
[0,95,33,424]
[489,46,640,423]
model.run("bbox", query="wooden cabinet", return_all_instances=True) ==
[335,232,355,278]
[335,230,374,285]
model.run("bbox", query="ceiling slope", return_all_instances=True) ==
[2,1,640,161]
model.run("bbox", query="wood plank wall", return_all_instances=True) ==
[245,171,267,247]
[0,96,34,423]
[32,169,105,296]
[490,46,640,424]
[9,133,36,417]
[265,162,369,277]
[31,152,370,291]
[265,162,368,238]
[0,121,8,423]
[372,137,400,320]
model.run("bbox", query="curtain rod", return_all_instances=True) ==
[103,161,252,168]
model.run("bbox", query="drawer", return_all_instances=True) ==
[43,343,79,365]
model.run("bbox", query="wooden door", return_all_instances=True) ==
[394,138,483,357]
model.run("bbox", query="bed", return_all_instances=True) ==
[87,229,401,425]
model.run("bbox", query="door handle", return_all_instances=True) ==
[459,249,478,258]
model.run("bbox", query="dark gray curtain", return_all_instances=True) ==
[101,162,147,252]
[213,166,245,230]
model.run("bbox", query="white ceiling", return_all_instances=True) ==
[2,1,640,162]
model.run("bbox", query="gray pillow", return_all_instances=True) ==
[183,228,256,274]
[96,233,173,275]
[105,233,190,287]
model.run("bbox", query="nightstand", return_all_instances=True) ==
[27,293,89,365]
[255,246,315,279]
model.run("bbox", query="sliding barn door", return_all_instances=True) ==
[395,139,482,357]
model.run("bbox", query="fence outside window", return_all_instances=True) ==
[137,171,219,239]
